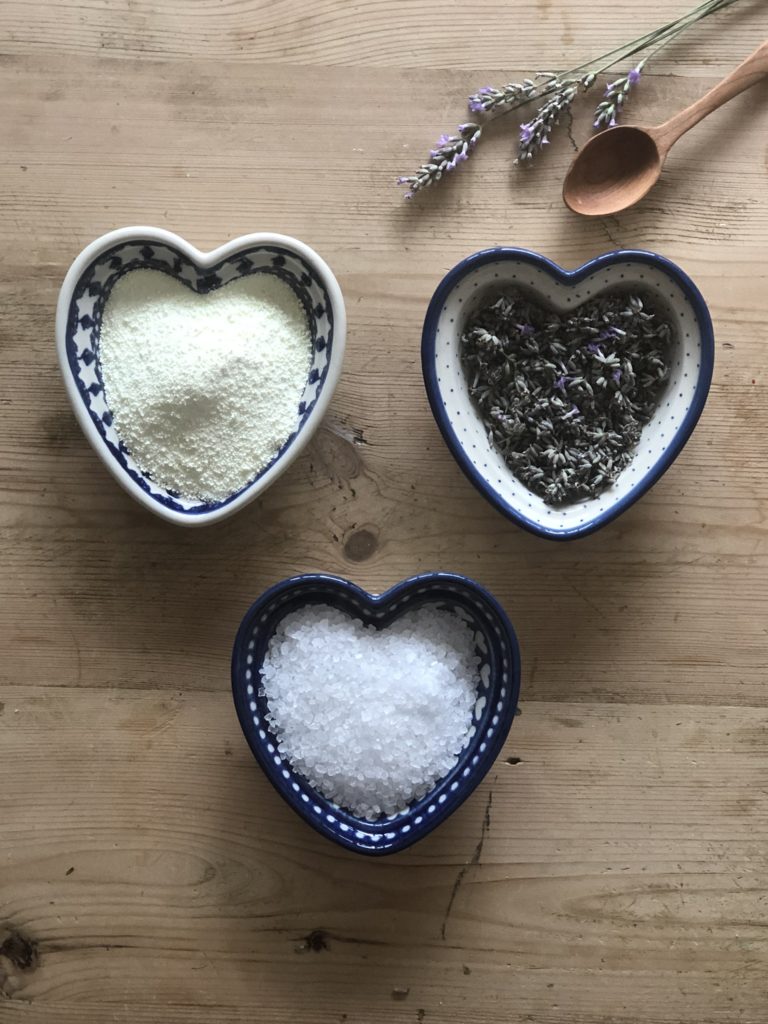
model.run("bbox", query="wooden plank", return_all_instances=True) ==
[3,0,768,1020]
[3,0,762,69]
[1,691,768,1021]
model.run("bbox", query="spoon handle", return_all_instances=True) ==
[653,39,768,154]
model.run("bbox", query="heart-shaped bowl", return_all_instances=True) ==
[56,226,346,526]
[422,248,714,540]
[231,573,521,856]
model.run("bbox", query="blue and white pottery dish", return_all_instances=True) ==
[422,248,714,541]
[231,573,521,856]
[56,227,346,526]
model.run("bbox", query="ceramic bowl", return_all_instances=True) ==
[231,573,521,856]
[56,227,346,526]
[422,248,714,540]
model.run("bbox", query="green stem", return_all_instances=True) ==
[568,0,740,79]
[483,0,743,123]
[566,0,727,78]
[635,0,742,66]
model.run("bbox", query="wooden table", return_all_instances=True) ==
[2,1,768,1021]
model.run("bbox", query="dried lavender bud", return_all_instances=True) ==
[460,289,672,505]
[468,79,537,114]
[516,79,580,163]
[397,123,481,199]
[594,64,643,129]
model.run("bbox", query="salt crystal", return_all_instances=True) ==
[261,605,480,819]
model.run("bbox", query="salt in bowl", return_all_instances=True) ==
[231,573,521,856]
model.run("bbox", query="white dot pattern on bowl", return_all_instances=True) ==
[431,258,707,535]
[237,577,519,849]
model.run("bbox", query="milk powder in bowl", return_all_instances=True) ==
[56,228,346,524]
[99,269,311,504]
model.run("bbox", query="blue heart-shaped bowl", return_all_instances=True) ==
[56,227,346,526]
[422,248,714,540]
[231,573,521,856]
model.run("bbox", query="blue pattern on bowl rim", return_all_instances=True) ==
[422,248,715,541]
[62,235,336,516]
[231,573,521,856]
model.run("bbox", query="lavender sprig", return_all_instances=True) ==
[593,65,643,129]
[517,84,576,161]
[398,0,743,197]
[517,75,597,162]
[468,79,537,114]
[397,123,481,199]
[591,0,719,133]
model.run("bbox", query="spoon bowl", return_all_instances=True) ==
[563,39,768,217]
[563,126,662,217]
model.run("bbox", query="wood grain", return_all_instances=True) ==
[2,0,768,1021]
[2,691,768,1022]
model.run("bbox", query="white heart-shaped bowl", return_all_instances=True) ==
[422,248,714,540]
[56,227,346,526]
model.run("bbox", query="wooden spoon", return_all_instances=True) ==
[563,40,768,217]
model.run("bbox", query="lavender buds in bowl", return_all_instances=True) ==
[422,248,714,540]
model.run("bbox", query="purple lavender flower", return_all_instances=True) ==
[468,86,495,112]
[520,122,534,144]
[516,80,579,164]
[612,368,622,383]
[467,79,537,116]
[598,327,624,342]
[594,62,644,131]
[397,123,481,199]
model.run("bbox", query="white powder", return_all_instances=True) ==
[98,269,311,503]
[261,605,480,819]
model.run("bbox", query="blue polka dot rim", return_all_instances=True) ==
[231,572,522,856]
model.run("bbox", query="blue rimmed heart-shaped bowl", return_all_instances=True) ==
[231,573,521,856]
[422,248,714,540]
[56,227,346,526]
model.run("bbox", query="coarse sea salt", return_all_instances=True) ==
[98,269,311,503]
[260,605,480,819]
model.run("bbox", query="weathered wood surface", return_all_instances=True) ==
[2,1,768,1021]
